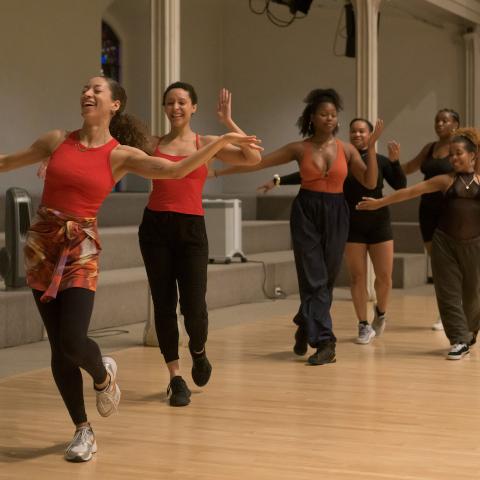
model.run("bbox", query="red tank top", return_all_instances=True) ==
[41,131,117,217]
[147,133,207,216]
[300,139,348,193]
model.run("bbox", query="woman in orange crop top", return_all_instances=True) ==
[214,88,383,366]
[0,76,260,463]
[138,83,262,407]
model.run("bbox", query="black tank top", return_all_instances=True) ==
[420,142,453,204]
[437,173,480,240]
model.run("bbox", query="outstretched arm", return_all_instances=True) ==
[113,132,261,180]
[356,174,451,211]
[214,142,299,177]
[347,119,383,189]
[0,130,64,173]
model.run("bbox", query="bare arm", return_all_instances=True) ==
[0,130,64,173]
[347,119,384,189]
[214,142,299,177]
[401,143,431,175]
[112,132,261,180]
[356,174,452,210]
[206,88,261,166]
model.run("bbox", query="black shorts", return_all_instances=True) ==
[419,194,443,243]
[347,208,393,245]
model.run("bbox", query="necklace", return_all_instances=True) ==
[459,173,477,190]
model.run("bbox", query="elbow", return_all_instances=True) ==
[365,179,377,189]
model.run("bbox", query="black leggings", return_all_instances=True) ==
[33,288,107,426]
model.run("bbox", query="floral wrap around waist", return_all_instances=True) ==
[25,206,101,303]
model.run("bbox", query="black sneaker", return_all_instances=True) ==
[470,331,478,347]
[307,342,336,365]
[191,353,212,387]
[446,343,470,360]
[293,326,308,356]
[167,376,191,406]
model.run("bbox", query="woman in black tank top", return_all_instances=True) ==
[357,128,480,361]
[401,109,459,331]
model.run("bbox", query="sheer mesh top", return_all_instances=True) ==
[437,173,480,240]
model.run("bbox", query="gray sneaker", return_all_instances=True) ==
[372,305,386,336]
[64,425,97,462]
[355,323,376,344]
[96,356,121,417]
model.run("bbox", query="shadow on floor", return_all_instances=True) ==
[0,443,65,463]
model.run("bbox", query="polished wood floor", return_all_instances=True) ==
[1,291,480,479]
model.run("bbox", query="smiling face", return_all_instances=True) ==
[80,76,120,121]
[163,88,197,128]
[311,102,338,135]
[349,120,372,150]
[434,111,458,140]
[449,141,477,173]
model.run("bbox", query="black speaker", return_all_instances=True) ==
[345,3,356,58]
[0,187,33,288]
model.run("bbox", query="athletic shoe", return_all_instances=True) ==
[191,352,212,387]
[167,376,191,407]
[446,343,470,360]
[432,318,444,331]
[355,323,376,345]
[470,330,478,347]
[64,425,97,462]
[372,305,386,336]
[307,342,336,365]
[96,356,121,417]
[293,326,308,356]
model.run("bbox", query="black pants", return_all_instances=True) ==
[33,288,106,426]
[138,208,209,363]
[290,190,349,347]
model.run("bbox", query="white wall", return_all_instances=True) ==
[0,0,112,196]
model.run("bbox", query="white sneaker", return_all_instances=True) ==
[372,305,386,336]
[64,425,97,462]
[355,323,376,345]
[96,356,121,417]
[432,318,444,331]
[446,343,470,360]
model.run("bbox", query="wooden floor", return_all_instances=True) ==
[2,291,480,479]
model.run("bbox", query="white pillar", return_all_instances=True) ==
[464,27,480,126]
[352,0,382,303]
[144,0,181,347]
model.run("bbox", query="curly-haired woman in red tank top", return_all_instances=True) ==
[138,82,262,407]
[0,76,260,463]
[213,89,383,365]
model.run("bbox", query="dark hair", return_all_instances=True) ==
[162,81,198,105]
[349,117,374,132]
[436,108,460,126]
[450,128,480,153]
[296,88,343,137]
[104,77,150,153]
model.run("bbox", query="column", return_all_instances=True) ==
[464,27,480,126]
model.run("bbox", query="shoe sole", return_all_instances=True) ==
[169,398,191,407]
[192,359,212,387]
[97,357,120,417]
[65,442,97,463]
[307,356,336,366]
[355,331,376,345]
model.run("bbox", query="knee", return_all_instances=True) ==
[375,273,392,289]
[349,271,366,288]
[59,334,86,363]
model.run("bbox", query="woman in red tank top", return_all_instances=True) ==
[214,89,383,365]
[0,76,260,463]
[138,82,262,407]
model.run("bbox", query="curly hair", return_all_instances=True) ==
[296,88,343,138]
[450,127,480,153]
[104,77,150,153]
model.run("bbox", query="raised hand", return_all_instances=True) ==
[367,119,384,147]
[217,88,232,126]
[387,140,400,162]
[222,132,263,151]
[257,179,276,194]
[356,196,382,211]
